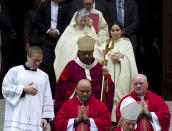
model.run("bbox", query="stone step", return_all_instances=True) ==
[0,99,171,131]
[0,99,5,131]
[0,99,50,131]
[165,101,172,131]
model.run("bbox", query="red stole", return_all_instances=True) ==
[90,13,99,33]
[75,105,90,131]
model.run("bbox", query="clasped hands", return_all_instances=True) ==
[74,105,90,125]
[117,98,148,127]
[140,97,148,115]
[111,54,120,62]
[110,52,121,62]
[48,29,59,39]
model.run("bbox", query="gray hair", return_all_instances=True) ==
[27,46,43,57]
[75,8,90,22]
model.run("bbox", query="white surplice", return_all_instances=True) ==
[2,65,54,131]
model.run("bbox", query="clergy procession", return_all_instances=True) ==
[0,0,171,131]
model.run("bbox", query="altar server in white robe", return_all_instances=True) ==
[2,46,54,131]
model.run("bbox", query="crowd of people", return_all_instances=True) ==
[0,0,171,131]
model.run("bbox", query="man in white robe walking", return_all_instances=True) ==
[2,46,54,131]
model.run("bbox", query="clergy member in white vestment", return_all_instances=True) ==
[2,46,54,131]
[94,22,138,122]
[54,8,100,81]
[71,0,109,44]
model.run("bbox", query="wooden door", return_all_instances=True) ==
[162,0,172,100]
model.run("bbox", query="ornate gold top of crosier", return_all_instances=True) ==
[102,38,115,66]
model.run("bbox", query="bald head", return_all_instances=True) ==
[76,79,92,102]
[133,74,147,82]
[133,74,149,96]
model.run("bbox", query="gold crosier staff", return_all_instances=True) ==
[100,38,115,101]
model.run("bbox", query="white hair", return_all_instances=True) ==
[75,8,90,22]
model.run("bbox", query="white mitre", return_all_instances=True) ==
[120,96,141,120]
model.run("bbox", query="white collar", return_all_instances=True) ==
[74,57,97,70]
[74,57,97,81]
[51,1,58,6]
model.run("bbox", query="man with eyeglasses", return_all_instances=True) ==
[2,46,54,131]
[53,79,111,131]
[115,74,171,131]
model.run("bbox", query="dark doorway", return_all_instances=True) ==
[162,0,172,100]
[136,0,162,96]
[2,0,33,71]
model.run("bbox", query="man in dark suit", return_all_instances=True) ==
[23,0,46,52]
[108,0,140,53]
[36,0,69,97]
[69,0,110,25]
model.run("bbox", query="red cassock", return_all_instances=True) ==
[115,90,171,131]
[54,60,114,114]
[113,126,136,131]
[53,95,111,131]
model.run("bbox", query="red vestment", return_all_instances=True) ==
[115,90,171,131]
[53,95,111,131]
[113,127,122,131]
[54,59,114,113]
[113,126,136,131]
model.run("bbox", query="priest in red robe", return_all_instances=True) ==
[54,34,114,114]
[53,79,111,131]
[115,74,171,131]
[113,96,140,131]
